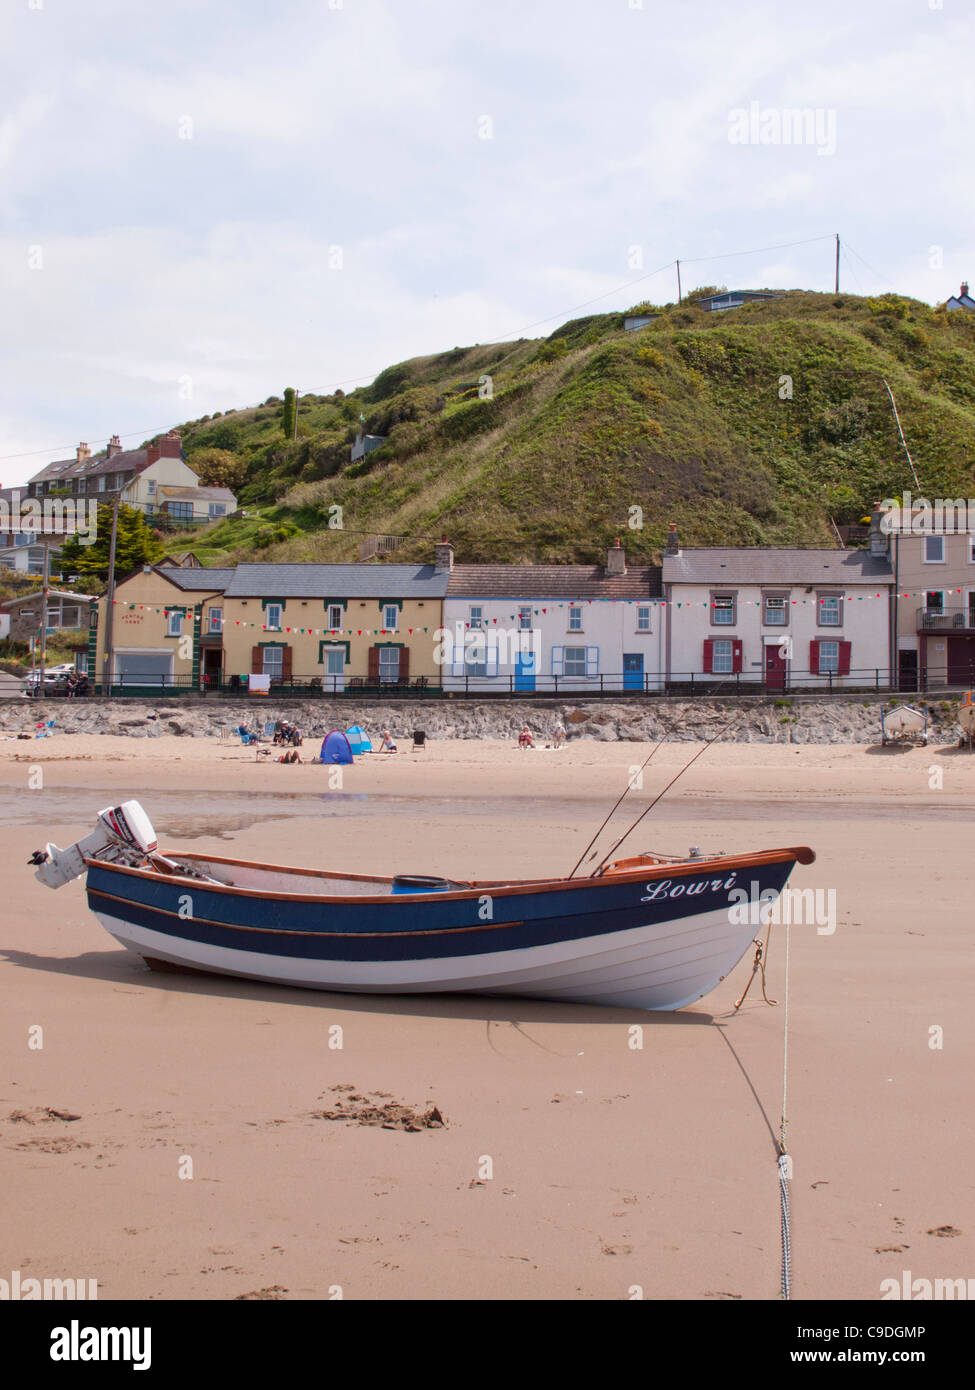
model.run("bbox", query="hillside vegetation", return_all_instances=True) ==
[160,290,975,567]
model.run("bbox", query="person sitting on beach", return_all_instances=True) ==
[273,720,288,746]
[277,748,300,763]
[518,726,534,749]
[380,729,397,753]
[76,673,89,697]
[65,674,78,698]
[287,723,303,747]
[552,721,566,748]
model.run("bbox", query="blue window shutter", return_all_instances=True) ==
[551,645,564,676]
[586,646,599,676]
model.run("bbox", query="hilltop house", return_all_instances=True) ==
[945,281,975,313]
[26,433,236,523]
[693,290,780,313]
[662,526,893,690]
[442,540,664,693]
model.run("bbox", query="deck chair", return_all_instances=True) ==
[235,725,259,746]
[263,719,277,741]
[412,730,427,751]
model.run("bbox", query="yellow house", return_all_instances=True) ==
[91,552,451,693]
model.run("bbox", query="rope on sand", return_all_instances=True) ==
[778,914,793,1300]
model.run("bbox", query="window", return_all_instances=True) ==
[77,478,86,494]
[465,636,487,678]
[636,606,652,632]
[712,639,734,674]
[168,502,193,520]
[208,503,225,518]
[378,647,400,683]
[564,646,587,677]
[97,476,107,492]
[818,595,842,626]
[568,606,582,631]
[167,611,183,637]
[519,606,533,630]
[263,647,283,680]
[712,594,736,625]
[924,536,945,563]
[383,604,399,631]
[328,604,343,630]
[818,640,840,675]
[265,604,282,630]
[970,537,975,564]
[469,605,483,629]
[207,607,223,634]
[147,480,156,496]
[925,590,944,614]
[763,595,788,625]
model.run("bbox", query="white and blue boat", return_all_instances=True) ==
[31,802,814,1011]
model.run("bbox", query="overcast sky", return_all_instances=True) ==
[2,0,971,484]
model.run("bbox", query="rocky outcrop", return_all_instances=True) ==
[0,694,963,744]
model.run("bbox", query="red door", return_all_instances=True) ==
[765,643,787,691]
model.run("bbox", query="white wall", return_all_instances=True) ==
[667,581,891,687]
[441,596,664,692]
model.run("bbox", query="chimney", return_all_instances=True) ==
[869,500,890,558]
[665,522,680,556]
[146,430,182,465]
[962,282,970,299]
[606,538,626,575]
[106,434,122,458]
[434,535,454,572]
[76,442,91,461]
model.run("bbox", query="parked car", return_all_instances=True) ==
[24,664,77,695]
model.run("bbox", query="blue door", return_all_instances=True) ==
[515,654,536,691]
[623,652,644,691]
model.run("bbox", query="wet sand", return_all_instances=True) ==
[1,735,973,1300]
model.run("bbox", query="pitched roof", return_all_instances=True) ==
[447,564,663,599]
[663,548,893,585]
[1,588,94,610]
[30,448,152,484]
[223,563,449,599]
[155,567,237,592]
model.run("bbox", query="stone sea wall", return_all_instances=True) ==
[0,694,965,744]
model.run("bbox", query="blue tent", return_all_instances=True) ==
[345,725,373,754]
[320,730,354,764]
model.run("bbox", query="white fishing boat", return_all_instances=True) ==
[881,702,927,746]
[30,801,815,1011]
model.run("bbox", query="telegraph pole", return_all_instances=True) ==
[38,539,51,691]
[676,259,682,304]
[293,390,299,441]
[835,233,840,293]
[101,494,120,695]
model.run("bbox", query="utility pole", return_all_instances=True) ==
[101,494,120,695]
[676,259,682,304]
[835,233,840,294]
[38,539,51,692]
[293,390,299,441]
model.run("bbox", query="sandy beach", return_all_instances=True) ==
[1,733,972,1301]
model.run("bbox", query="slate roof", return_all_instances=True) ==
[155,567,237,592]
[0,588,94,610]
[31,448,152,484]
[447,564,663,599]
[222,563,449,599]
[663,548,893,585]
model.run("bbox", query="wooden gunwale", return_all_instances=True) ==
[84,845,814,907]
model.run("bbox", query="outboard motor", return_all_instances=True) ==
[31,801,158,889]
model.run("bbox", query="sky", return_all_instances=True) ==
[1,0,972,485]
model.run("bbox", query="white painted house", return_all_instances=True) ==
[442,541,664,693]
[662,530,894,690]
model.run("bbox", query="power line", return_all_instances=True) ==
[678,233,836,265]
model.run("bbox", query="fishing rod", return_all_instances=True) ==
[566,731,674,879]
[588,709,744,876]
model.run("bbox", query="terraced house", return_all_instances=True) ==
[92,556,449,693]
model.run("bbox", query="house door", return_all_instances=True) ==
[202,647,222,689]
[898,649,919,692]
[622,652,644,691]
[947,636,975,688]
[322,647,345,694]
[764,643,787,691]
[515,653,536,691]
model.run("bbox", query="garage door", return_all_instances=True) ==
[947,636,975,688]
[115,651,173,687]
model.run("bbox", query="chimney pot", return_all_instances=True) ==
[962,281,970,298]
[434,538,454,572]
[665,522,680,556]
[606,539,626,575]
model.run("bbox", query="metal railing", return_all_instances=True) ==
[26,664,975,699]
[916,607,975,631]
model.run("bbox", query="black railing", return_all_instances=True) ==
[916,607,975,631]
[26,664,975,700]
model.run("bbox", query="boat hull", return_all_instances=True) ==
[85,853,802,1010]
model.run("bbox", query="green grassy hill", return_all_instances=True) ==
[163,289,975,566]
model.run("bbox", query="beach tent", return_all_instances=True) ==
[345,725,373,755]
[320,729,354,765]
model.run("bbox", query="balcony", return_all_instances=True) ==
[916,607,975,631]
